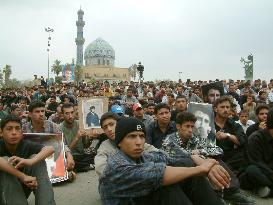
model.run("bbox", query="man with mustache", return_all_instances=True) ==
[214,96,247,172]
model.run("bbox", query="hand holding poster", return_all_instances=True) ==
[23,133,68,183]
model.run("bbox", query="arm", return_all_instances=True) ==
[162,160,215,186]
[0,157,38,189]
[68,130,86,150]
[9,146,54,169]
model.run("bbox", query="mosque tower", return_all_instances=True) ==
[75,8,85,66]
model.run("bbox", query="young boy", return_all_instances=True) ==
[0,115,56,205]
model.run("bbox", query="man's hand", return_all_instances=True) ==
[8,156,34,169]
[216,131,228,140]
[66,152,75,171]
[208,164,230,190]
[89,128,104,139]
[259,122,266,129]
[191,149,200,155]
[198,159,217,174]
[20,174,38,190]
[76,130,87,140]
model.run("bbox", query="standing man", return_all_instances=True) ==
[146,103,176,149]
[86,106,100,127]
[22,101,75,171]
[214,96,246,172]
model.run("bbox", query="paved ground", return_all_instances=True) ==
[28,170,272,205]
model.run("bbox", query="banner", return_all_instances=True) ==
[23,133,68,183]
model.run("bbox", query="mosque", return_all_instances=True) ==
[75,8,130,82]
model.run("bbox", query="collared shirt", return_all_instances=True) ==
[162,132,223,158]
[146,121,177,149]
[247,129,273,173]
[235,120,255,134]
[99,150,194,205]
[214,119,246,155]
[22,120,61,134]
[22,120,70,152]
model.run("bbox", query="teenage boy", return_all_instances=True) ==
[0,115,55,205]
[95,112,157,176]
[99,117,225,205]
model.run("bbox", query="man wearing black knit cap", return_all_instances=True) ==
[99,117,226,205]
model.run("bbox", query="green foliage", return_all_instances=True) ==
[51,59,62,76]
[55,76,62,84]
[74,64,83,85]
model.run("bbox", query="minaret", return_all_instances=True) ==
[75,8,85,66]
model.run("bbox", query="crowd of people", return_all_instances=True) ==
[1,77,273,205]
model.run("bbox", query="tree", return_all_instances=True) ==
[2,64,12,85]
[51,59,62,76]
[74,64,83,86]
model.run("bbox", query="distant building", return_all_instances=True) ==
[75,9,129,82]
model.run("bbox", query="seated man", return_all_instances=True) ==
[162,111,255,205]
[60,103,96,172]
[99,117,226,205]
[239,108,273,198]
[0,115,56,205]
[95,112,157,177]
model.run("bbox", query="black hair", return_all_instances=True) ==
[100,112,120,127]
[255,104,269,116]
[239,109,249,116]
[147,102,155,107]
[176,111,197,125]
[213,96,233,108]
[176,95,188,102]
[10,105,19,112]
[154,103,170,114]
[28,101,45,112]
[0,115,21,130]
[267,108,273,129]
[61,102,74,113]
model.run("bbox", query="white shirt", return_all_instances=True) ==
[236,120,255,134]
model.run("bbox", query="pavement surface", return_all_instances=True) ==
[28,170,272,205]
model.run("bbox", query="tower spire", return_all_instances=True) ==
[75,8,85,66]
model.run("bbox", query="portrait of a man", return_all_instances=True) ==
[188,102,216,143]
[202,82,224,104]
[86,106,100,127]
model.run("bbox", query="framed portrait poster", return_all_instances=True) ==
[188,102,216,146]
[23,133,68,183]
[201,82,224,103]
[78,97,108,131]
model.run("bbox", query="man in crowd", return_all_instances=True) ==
[246,104,269,138]
[0,115,56,205]
[146,103,176,149]
[22,101,75,171]
[95,112,157,176]
[239,108,273,198]
[60,103,95,172]
[171,95,188,121]
[236,110,255,134]
[99,117,226,205]
[214,96,247,172]
[162,111,255,204]
[132,103,154,128]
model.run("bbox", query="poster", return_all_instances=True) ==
[78,97,108,130]
[201,82,224,104]
[23,133,68,183]
[62,64,75,83]
[188,102,216,146]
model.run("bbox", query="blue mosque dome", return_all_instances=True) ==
[84,37,115,66]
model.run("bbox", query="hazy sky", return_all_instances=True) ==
[1,0,273,82]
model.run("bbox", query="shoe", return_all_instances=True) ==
[256,186,272,198]
[224,190,256,205]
